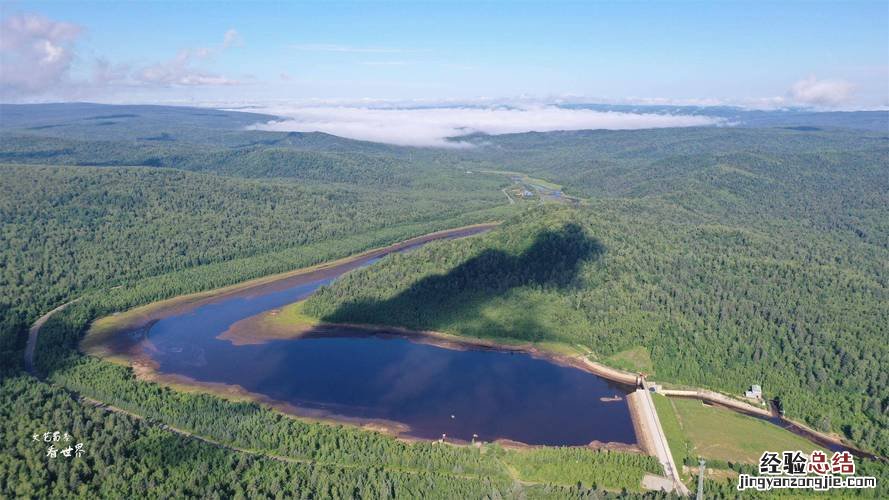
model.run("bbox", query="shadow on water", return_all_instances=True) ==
[319,223,603,337]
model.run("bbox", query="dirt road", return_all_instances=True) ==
[24,298,78,375]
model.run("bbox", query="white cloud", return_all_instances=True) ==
[132,30,244,87]
[0,13,82,97]
[135,49,240,86]
[0,14,244,99]
[246,105,722,147]
[789,76,854,107]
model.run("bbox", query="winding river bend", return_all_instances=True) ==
[86,225,638,447]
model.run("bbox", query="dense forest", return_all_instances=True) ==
[4,376,668,499]
[2,103,888,496]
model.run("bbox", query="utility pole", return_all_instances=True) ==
[696,459,706,500]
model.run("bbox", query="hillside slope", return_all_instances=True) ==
[305,202,888,456]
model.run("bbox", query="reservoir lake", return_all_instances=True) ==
[99,227,638,446]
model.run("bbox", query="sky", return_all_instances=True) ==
[1,1,887,144]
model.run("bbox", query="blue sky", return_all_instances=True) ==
[1,0,887,108]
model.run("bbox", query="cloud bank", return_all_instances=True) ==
[247,106,722,147]
[789,76,854,107]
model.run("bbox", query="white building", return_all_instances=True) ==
[745,384,762,399]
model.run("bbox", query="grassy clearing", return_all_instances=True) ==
[266,301,318,331]
[481,169,565,191]
[660,396,825,465]
[606,346,654,375]
[480,169,585,205]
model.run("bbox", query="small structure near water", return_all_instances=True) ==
[745,384,762,400]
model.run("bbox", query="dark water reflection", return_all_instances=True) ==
[139,232,637,446]
[153,326,636,445]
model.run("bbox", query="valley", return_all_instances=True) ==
[2,103,887,498]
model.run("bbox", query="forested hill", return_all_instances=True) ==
[0,103,275,142]
[0,104,470,188]
[455,126,889,199]
[306,202,889,455]
[0,134,431,185]
[0,102,416,154]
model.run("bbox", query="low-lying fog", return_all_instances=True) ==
[242,104,722,147]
